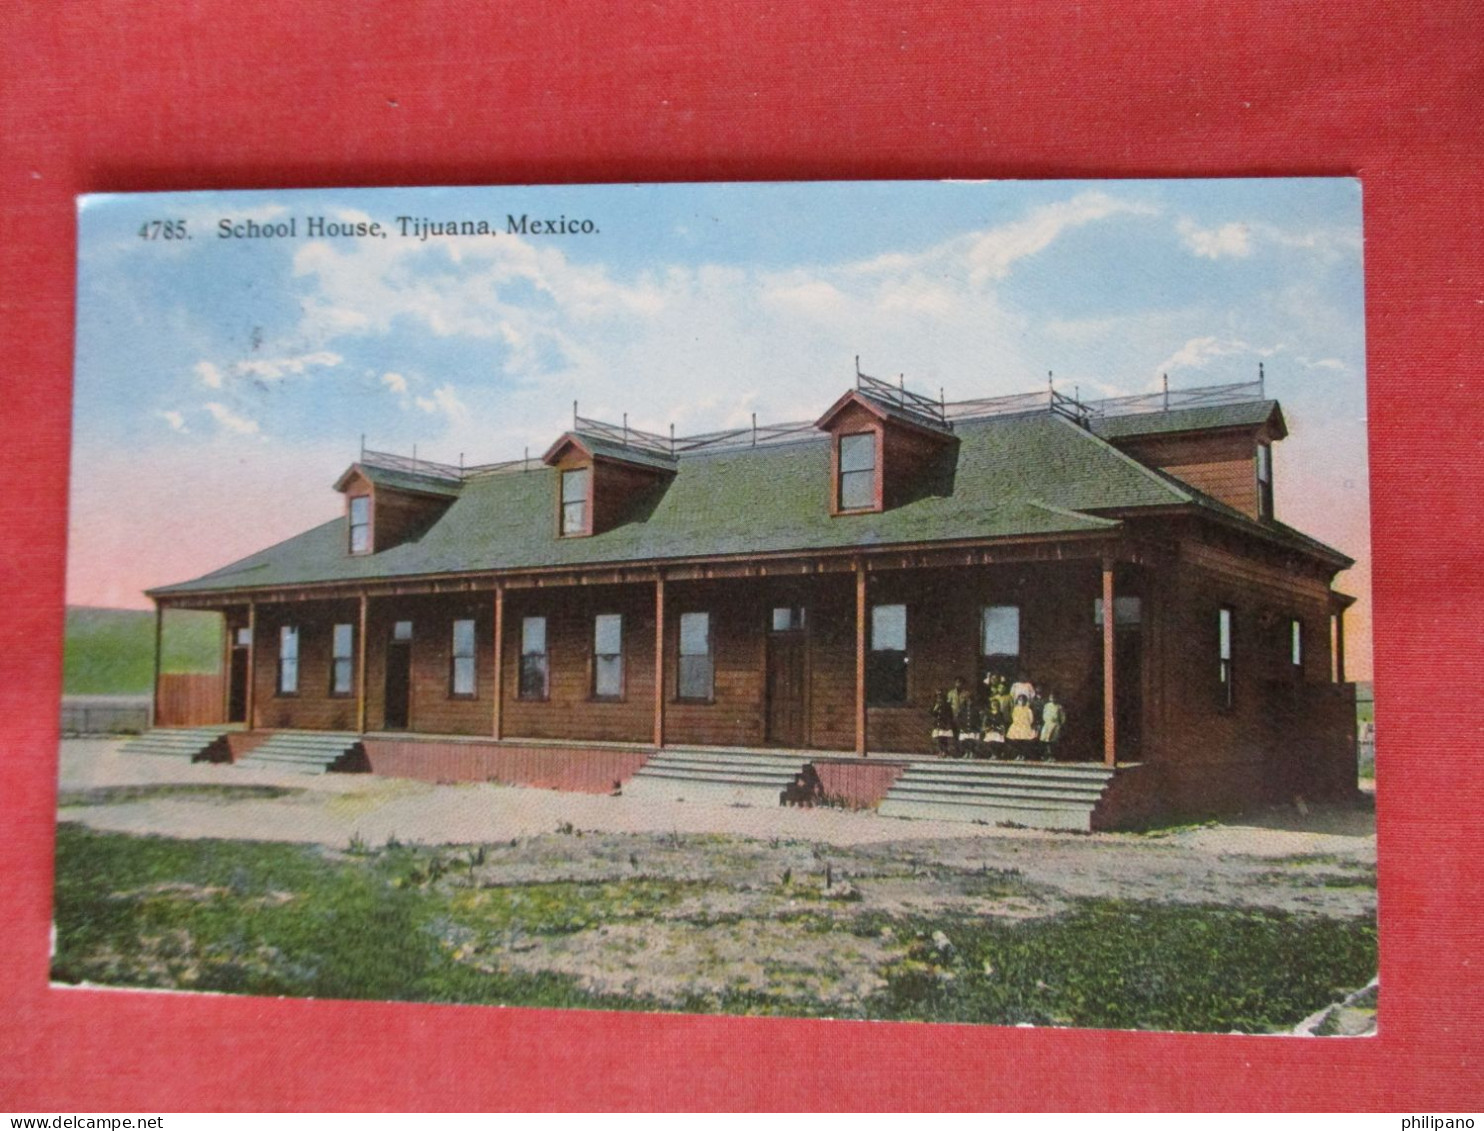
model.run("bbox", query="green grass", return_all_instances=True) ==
[52,824,1376,1030]
[63,607,223,695]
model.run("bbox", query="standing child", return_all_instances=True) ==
[1039,692,1065,762]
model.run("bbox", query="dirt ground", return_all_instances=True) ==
[57,739,1377,919]
[53,740,1379,1028]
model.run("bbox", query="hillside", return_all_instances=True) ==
[64,607,222,696]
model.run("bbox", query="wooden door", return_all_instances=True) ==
[227,646,249,723]
[766,633,806,746]
[385,640,411,729]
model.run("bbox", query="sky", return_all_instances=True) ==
[68,179,1372,678]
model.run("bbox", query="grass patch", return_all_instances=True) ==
[59,785,303,808]
[64,606,222,696]
[863,902,1375,1031]
[52,824,1376,1030]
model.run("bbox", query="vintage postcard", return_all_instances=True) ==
[57,180,1374,1034]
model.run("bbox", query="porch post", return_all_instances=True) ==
[356,592,369,734]
[855,559,868,756]
[1334,607,1347,684]
[245,600,257,730]
[492,583,505,740]
[151,602,163,728]
[220,610,232,724]
[654,574,666,747]
[1102,558,1116,767]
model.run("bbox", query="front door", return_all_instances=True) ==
[226,643,249,723]
[385,637,411,730]
[766,606,807,746]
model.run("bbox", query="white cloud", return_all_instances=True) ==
[963,192,1158,284]
[414,384,468,421]
[381,371,409,395]
[233,350,343,382]
[158,410,188,433]
[1155,336,1276,376]
[202,402,261,435]
[194,361,224,389]
[1178,219,1253,260]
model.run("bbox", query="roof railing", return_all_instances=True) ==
[854,366,951,428]
[358,448,464,481]
[361,374,1272,478]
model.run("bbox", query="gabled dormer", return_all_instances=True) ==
[333,463,461,555]
[1091,400,1287,521]
[815,388,957,515]
[541,431,677,537]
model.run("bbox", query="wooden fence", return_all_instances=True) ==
[156,673,225,727]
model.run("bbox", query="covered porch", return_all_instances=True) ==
[151,535,1160,770]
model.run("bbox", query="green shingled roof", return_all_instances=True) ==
[1092,400,1286,441]
[151,409,1338,597]
[339,464,464,498]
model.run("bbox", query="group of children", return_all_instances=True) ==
[930,673,1065,761]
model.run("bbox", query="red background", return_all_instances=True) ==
[2,0,1480,1111]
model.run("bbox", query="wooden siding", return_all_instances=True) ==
[251,600,362,730]
[1112,432,1260,517]
[1134,537,1350,815]
[500,585,656,743]
[156,673,225,726]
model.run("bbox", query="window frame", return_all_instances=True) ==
[330,622,355,698]
[1256,443,1274,520]
[348,494,372,554]
[559,466,592,537]
[1290,616,1304,674]
[277,624,300,697]
[449,617,478,699]
[867,602,909,707]
[980,604,1020,681]
[592,612,624,701]
[676,611,714,703]
[519,615,550,701]
[1217,606,1235,710]
[835,429,880,514]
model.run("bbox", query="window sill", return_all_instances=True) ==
[674,697,716,706]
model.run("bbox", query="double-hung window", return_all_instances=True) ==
[838,432,877,511]
[593,613,623,699]
[867,603,908,705]
[349,495,371,553]
[450,618,477,697]
[1218,606,1235,709]
[330,623,354,696]
[520,616,549,699]
[1256,444,1273,519]
[278,625,299,695]
[561,468,589,535]
[677,612,713,701]
[980,605,1020,680]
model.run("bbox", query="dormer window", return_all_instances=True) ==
[817,387,955,517]
[348,495,371,554]
[838,432,878,511]
[561,467,590,536]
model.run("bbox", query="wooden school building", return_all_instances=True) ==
[137,370,1361,829]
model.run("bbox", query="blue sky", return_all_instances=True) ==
[68,179,1370,673]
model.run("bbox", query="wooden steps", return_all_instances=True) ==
[117,727,233,762]
[235,732,366,775]
[878,760,1117,831]
[624,748,811,806]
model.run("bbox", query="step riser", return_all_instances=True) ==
[622,777,793,807]
[878,798,1095,832]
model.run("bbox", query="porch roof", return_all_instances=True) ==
[148,409,1336,598]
